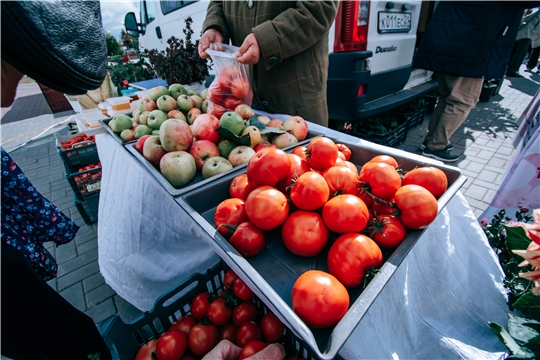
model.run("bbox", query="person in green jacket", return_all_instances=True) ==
[198,1,338,127]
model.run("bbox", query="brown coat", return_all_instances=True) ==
[203,1,338,126]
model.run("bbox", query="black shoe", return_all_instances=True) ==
[506,72,523,78]
[422,148,459,162]
[420,141,454,151]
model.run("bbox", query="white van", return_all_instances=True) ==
[124,0,437,122]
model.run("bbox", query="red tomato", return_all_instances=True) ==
[236,321,262,347]
[215,75,231,91]
[156,330,187,360]
[371,198,397,216]
[394,184,438,230]
[278,154,311,191]
[231,77,249,99]
[223,269,239,289]
[190,292,211,320]
[344,161,358,175]
[188,324,219,356]
[208,298,233,326]
[336,144,352,161]
[135,339,157,360]
[305,137,339,171]
[291,145,308,160]
[232,301,258,326]
[292,270,349,328]
[369,155,399,168]
[239,340,267,360]
[281,211,329,257]
[229,221,266,257]
[234,278,254,301]
[368,215,407,249]
[219,322,238,344]
[247,147,291,187]
[327,233,383,287]
[322,194,369,233]
[224,96,243,110]
[322,166,359,197]
[337,151,346,161]
[260,313,284,342]
[401,166,448,199]
[290,172,330,211]
[245,186,289,230]
[169,315,197,336]
[358,162,401,200]
[333,157,347,167]
[229,174,256,200]
[209,102,227,119]
[214,198,248,239]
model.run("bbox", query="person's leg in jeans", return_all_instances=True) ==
[527,46,540,70]
[1,244,112,360]
[423,75,483,161]
[507,38,533,76]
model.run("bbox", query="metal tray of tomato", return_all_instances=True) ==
[175,135,467,359]
[125,129,323,197]
[100,118,137,145]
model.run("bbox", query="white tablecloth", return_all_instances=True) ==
[96,122,509,358]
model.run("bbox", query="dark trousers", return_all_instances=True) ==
[1,244,112,360]
[507,38,532,75]
[527,46,540,70]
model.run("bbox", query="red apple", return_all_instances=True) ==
[189,140,220,171]
[160,119,193,152]
[143,135,167,168]
[192,114,221,144]
[234,104,255,120]
[283,116,309,141]
[135,135,152,154]
[253,141,277,153]
[187,108,202,125]
[137,96,157,112]
[168,109,187,122]
[267,119,284,130]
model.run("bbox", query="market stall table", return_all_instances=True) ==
[96,122,509,358]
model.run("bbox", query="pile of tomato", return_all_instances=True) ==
[207,65,253,120]
[135,268,303,360]
[73,162,101,195]
[60,134,95,150]
[213,136,448,329]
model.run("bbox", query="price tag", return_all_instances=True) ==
[86,182,101,192]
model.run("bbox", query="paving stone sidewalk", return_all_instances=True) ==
[3,67,539,351]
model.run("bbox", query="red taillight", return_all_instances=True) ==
[357,85,365,96]
[334,1,370,53]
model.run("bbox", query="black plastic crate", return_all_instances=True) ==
[99,261,319,360]
[398,103,428,131]
[74,193,99,225]
[351,118,409,148]
[55,133,99,174]
[66,166,102,201]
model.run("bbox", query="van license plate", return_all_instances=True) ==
[378,12,411,33]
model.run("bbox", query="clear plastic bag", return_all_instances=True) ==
[206,44,253,119]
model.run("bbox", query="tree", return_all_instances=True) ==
[106,33,123,56]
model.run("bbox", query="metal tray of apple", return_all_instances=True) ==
[125,115,322,197]
[174,136,467,359]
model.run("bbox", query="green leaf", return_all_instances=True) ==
[490,321,522,354]
[260,126,286,135]
[248,115,267,130]
[522,335,540,353]
[514,292,540,320]
[216,127,252,146]
[509,313,540,343]
[505,225,532,256]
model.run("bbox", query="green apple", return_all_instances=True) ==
[219,111,246,136]
[149,86,170,101]
[156,95,177,112]
[109,114,132,133]
[202,157,233,179]
[177,94,195,112]
[134,125,152,139]
[169,83,187,99]
[147,110,168,130]
[187,90,201,97]
[217,139,237,159]
[201,89,208,100]
[152,130,160,136]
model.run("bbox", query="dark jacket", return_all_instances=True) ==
[413,1,538,79]
[203,1,338,126]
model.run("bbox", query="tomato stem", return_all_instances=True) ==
[358,182,398,209]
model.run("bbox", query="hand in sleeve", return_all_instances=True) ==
[236,33,260,64]
[199,28,224,59]
[201,339,286,360]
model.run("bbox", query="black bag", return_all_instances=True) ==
[1,1,107,95]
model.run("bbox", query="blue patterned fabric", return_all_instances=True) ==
[1,147,79,281]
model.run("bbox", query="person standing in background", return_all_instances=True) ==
[506,8,540,77]
[526,15,540,73]
[198,1,339,127]
[413,1,538,162]
[1,1,112,358]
